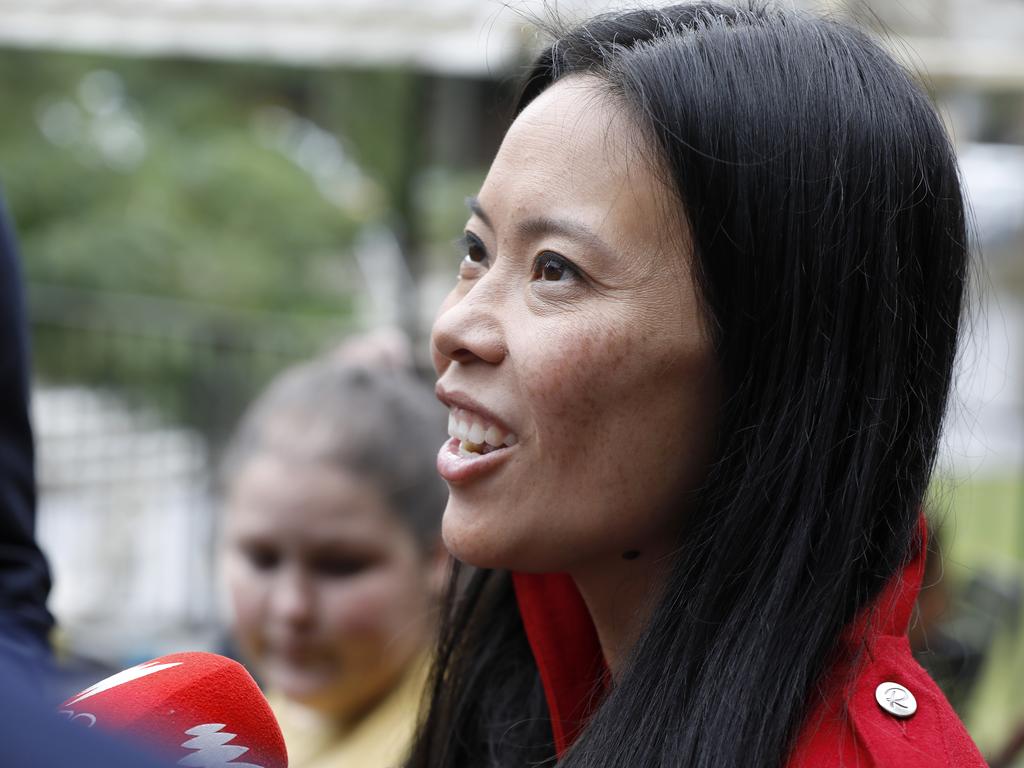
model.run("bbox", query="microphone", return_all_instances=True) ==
[59,651,288,768]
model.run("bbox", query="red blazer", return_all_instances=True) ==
[512,526,986,767]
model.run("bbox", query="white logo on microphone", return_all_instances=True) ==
[178,723,264,768]
[66,660,184,706]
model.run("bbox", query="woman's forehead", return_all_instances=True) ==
[477,78,677,246]
[494,78,633,184]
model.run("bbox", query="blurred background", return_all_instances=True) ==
[0,0,1020,763]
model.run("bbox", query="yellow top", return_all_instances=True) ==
[270,657,429,768]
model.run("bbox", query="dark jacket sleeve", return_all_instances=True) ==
[0,191,54,655]
[0,633,176,768]
[0,194,175,766]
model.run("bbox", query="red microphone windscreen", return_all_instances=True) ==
[60,652,287,768]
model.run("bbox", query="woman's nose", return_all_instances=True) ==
[269,567,314,628]
[431,281,507,370]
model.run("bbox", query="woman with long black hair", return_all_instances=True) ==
[411,4,987,767]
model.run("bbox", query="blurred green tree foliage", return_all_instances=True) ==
[0,47,423,442]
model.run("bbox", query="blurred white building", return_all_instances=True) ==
[0,0,1019,85]
[33,386,217,661]
[0,0,582,74]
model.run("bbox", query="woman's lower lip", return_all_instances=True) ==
[270,653,323,671]
[272,644,320,661]
[436,436,514,484]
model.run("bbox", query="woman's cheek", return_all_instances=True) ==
[521,321,630,424]
[322,572,402,639]
[228,580,268,657]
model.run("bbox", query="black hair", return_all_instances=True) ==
[221,359,448,549]
[408,4,968,767]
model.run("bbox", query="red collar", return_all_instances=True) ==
[512,570,606,755]
[512,517,926,757]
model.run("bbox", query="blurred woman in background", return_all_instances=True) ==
[222,358,447,768]
[409,3,986,767]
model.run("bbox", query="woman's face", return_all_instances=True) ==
[432,76,719,573]
[223,454,442,720]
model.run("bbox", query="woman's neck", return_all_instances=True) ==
[570,544,674,678]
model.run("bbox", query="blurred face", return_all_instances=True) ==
[223,454,442,721]
[431,76,719,573]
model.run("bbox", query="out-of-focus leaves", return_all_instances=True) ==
[0,48,378,441]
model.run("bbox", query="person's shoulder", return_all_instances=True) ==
[789,635,987,768]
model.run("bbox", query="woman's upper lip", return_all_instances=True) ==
[269,641,321,660]
[435,385,516,436]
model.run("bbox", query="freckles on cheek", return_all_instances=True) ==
[529,322,666,477]
[529,325,631,414]
[528,320,591,383]
[521,330,639,507]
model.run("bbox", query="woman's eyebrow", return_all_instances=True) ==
[514,215,615,262]
[466,195,492,228]
[465,195,614,261]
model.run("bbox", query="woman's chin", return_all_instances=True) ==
[441,501,568,572]
[442,508,516,569]
[266,664,334,707]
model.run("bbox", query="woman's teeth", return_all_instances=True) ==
[448,408,518,455]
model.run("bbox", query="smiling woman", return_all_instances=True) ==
[432,77,719,662]
[409,4,987,768]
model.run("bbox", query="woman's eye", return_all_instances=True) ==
[532,252,577,283]
[458,232,489,271]
[244,547,279,572]
[312,555,373,578]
